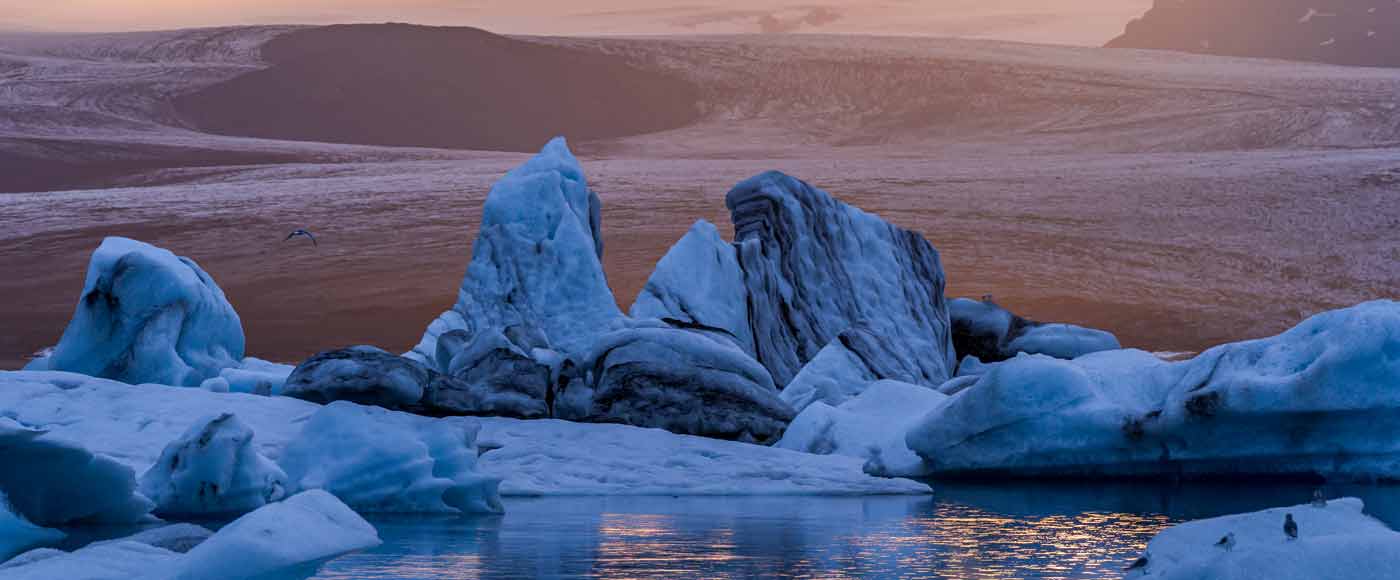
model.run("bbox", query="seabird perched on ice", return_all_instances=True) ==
[1284,513,1299,541]
[1312,489,1328,508]
[1215,532,1237,551]
[284,229,318,246]
[1124,553,1150,573]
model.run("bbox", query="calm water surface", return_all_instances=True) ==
[308,482,1400,580]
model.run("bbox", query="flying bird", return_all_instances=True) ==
[285,229,318,247]
[1284,513,1298,540]
[1215,532,1236,551]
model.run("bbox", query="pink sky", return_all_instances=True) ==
[0,1,1152,46]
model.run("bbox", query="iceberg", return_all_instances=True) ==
[728,171,956,388]
[412,138,623,366]
[778,380,948,477]
[278,402,504,514]
[576,323,794,443]
[164,490,381,580]
[0,416,153,527]
[31,237,245,387]
[630,220,755,354]
[138,413,288,518]
[949,297,1120,363]
[907,301,1400,480]
[282,346,430,408]
[434,326,553,419]
[780,325,917,412]
[1127,497,1400,579]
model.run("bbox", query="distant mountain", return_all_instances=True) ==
[1107,0,1400,67]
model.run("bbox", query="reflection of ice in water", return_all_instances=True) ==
[310,483,1400,579]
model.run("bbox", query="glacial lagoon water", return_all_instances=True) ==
[306,482,1400,579]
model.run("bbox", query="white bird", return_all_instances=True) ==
[285,229,318,247]
[1215,532,1237,551]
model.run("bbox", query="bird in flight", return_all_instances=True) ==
[285,229,318,247]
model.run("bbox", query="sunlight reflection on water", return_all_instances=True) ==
[309,482,1400,580]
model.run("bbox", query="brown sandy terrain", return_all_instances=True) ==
[1,26,1398,369]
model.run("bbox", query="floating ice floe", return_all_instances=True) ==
[0,371,502,514]
[948,297,1120,363]
[0,491,380,580]
[475,416,931,496]
[907,300,1400,480]
[27,237,245,387]
[1127,497,1400,579]
[778,380,948,477]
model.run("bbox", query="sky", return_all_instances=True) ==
[0,1,1153,46]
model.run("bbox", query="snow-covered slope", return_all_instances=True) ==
[1108,0,1400,68]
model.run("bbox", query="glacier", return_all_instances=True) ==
[907,300,1400,480]
[1127,497,1400,579]
[27,237,245,387]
